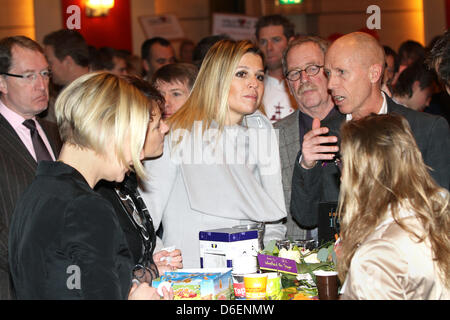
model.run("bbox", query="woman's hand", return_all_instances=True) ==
[154,249,183,274]
[128,281,173,300]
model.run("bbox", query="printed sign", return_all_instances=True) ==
[257,254,298,275]
[139,14,185,39]
[212,13,258,41]
[318,201,339,244]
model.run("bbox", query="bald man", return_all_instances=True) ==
[290,32,450,233]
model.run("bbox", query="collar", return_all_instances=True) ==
[264,72,286,86]
[374,204,415,232]
[37,161,90,187]
[0,99,37,130]
[122,171,138,193]
[345,91,387,121]
[299,105,338,127]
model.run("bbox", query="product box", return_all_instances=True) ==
[152,268,233,300]
[199,228,259,268]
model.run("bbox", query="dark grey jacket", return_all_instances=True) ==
[290,95,450,228]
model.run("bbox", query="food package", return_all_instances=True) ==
[152,268,233,300]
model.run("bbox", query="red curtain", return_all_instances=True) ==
[447,0,450,29]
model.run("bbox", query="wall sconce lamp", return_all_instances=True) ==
[86,0,115,17]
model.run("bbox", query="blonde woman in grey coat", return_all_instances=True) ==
[140,40,287,268]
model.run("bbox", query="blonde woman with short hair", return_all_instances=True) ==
[9,72,172,300]
[140,40,287,268]
[338,113,449,300]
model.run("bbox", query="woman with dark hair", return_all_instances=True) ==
[96,75,182,285]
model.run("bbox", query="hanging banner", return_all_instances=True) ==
[139,14,185,40]
[212,13,258,41]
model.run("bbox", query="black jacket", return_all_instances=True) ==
[0,114,61,300]
[9,161,133,299]
[290,95,450,228]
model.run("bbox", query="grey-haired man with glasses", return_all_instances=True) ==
[0,36,61,299]
[274,36,338,242]
[290,32,450,247]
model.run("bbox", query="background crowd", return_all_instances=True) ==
[0,12,448,300]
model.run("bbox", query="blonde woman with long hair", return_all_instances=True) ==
[337,114,449,300]
[140,40,287,268]
[9,72,173,300]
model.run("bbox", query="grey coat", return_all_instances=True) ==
[273,110,309,239]
[139,111,287,268]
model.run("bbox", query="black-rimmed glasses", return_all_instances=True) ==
[285,65,324,81]
[1,70,52,83]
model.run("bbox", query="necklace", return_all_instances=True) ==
[115,188,152,242]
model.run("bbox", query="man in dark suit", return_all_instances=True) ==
[43,29,90,88]
[41,29,90,124]
[290,32,450,229]
[0,36,61,299]
[274,36,337,240]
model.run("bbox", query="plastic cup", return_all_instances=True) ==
[232,254,257,300]
[244,273,268,300]
[293,239,317,250]
[313,270,339,300]
[276,239,291,250]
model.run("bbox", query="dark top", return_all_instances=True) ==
[298,107,338,149]
[95,173,158,282]
[424,91,450,125]
[96,179,143,264]
[8,161,133,300]
[0,114,62,300]
[290,95,450,228]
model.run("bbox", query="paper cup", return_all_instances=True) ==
[232,273,246,300]
[244,273,268,300]
[313,270,339,300]
[265,272,282,300]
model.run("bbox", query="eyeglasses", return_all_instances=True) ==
[1,70,52,82]
[285,65,323,81]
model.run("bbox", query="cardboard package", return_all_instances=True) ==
[152,268,233,300]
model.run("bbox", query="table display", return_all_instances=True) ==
[152,238,340,300]
[258,239,339,300]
